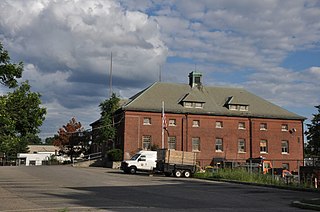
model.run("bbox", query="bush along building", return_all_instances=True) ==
[93,71,305,172]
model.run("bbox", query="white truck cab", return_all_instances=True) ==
[120,150,157,174]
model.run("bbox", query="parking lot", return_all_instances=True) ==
[0,165,319,211]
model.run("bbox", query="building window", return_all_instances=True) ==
[260,140,268,153]
[281,124,288,131]
[184,102,193,108]
[229,105,238,110]
[168,136,176,150]
[142,135,151,150]
[238,122,245,130]
[260,123,267,131]
[228,104,248,111]
[215,138,223,152]
[169,119,176,126]
[192,120,200,127]
[216,121,223,128]
[238,139,246,153]
[143,117,151,125]
[281,140,289,154]
[194,102,203,108]
[192,137,200,151]
[239,105,248,111]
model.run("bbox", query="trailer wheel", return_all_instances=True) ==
[174,170,182,178]
[129,166,137,174]
[184,170,191,178]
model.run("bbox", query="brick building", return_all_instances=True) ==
[95,72,305,171]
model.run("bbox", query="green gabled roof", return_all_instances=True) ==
[122,82,305,120]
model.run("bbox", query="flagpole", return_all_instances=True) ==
[161,101,164,148]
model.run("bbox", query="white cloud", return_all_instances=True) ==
[1,0,319,138]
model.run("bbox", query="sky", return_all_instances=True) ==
[0,0,319,139]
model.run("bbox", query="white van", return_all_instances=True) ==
[120,150,157,174]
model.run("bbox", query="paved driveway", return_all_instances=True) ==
[0,165,319,211]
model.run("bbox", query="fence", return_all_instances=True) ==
[201,157,320,189]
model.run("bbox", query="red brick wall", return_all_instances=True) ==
[117,110,304,171]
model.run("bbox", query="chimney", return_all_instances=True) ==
[188,71,202,88]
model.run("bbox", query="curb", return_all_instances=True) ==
[291,199,320,211]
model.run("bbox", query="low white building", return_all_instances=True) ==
[17,145,60,166]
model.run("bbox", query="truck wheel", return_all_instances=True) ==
[184,170,191,178]
[174,170,182,178]
[129,166,137,174]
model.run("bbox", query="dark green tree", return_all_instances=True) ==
[96,93,120,149]
[305,105,320,157]
[44,135,59,145]
[5,81,46,137]
[21,133,42,145]
[0,42,46,159]
[0,42,23,88]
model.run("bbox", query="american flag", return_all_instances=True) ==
[162,111,167,130]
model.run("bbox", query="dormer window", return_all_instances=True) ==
[194,102,203,108]
[184,102,193,108]
[225,96,249,112]
[228,104,248,111]
[183,101,204,109]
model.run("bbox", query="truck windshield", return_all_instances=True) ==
[130,154,141,160]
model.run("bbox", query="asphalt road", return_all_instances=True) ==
[0,165,319,212]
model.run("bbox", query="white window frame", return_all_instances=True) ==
[142,135,151,150]
[192,120,200,127]
[184,102,193,108]
[281,140,289,154]
[168,136,176,150]
[238,122,245,130]
[143,117,151,125]
[281,124,288,131]
[192,137,200,152]
[216,121,223,128]
[260,123,267,131]
[169,119,176,126]
[238,138,246,153]
[260,140,268,153]
[215,138,223,152]
[194,102,203,108]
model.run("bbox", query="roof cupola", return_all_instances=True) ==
[188,71,202,88]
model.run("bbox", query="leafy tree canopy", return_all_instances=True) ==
[0,42,23,88]
[96,93,120,144]
[53,117,90,162]
[0,42,46,158]
[44,135,59,145]
[305,105,320,157]
[5,81,46,136]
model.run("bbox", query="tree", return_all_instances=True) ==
[305,105,320,157]
[53,117,90,162]
[0,42,23,88]
[96,93,120,149]
[5,81,46,137]
[44,135,59,145]
[0,42,46,159]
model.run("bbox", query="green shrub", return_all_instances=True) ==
[106,149,123,161]
[196,168,277,185]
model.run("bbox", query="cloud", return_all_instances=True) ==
[0,0,168,137]
[1,0,319,138]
